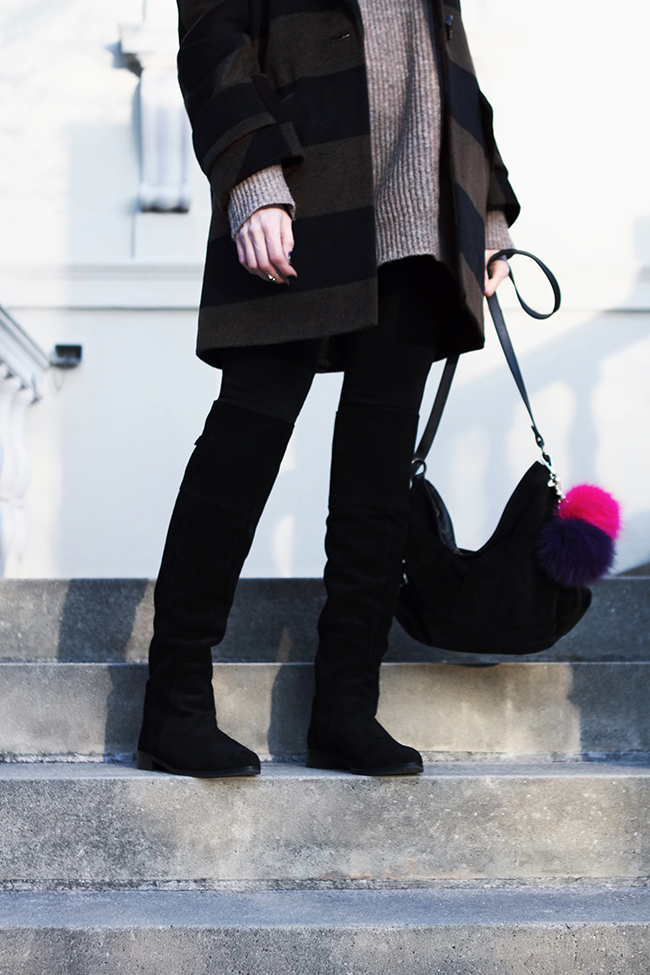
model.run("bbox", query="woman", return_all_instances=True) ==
[137,0,518,778]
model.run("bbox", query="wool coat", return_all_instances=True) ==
[177,0,520,370]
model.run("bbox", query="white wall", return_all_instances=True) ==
[0,0,648,578]
[451,0,650,570]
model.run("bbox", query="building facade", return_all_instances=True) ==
[0,0,649,579]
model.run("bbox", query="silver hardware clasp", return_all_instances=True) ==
[540,450,564,499]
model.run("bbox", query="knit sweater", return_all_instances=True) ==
[228,0,513,258]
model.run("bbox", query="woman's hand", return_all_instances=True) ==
[484,249,510,297]
[235,206,297,286]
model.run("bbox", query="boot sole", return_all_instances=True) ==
[137,751,260,778]
[305,748,423,777]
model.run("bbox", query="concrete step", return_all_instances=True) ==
[1,576,648,663]
[1,762,648,883]
[0,886,649,974]
[1,660,649,763]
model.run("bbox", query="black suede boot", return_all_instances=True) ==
[138,401,294,777]
[306,405,424,776]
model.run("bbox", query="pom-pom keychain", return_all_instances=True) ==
[537,484,621,588]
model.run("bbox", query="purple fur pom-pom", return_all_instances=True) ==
[537,516,615,588]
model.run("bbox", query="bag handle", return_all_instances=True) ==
[412,248,562,491]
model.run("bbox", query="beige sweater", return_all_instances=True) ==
[228,0,513,258]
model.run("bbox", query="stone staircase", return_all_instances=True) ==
[0,577,649,973]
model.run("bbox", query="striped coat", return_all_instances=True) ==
[177,0,520,369]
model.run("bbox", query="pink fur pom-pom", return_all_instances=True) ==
[558,484,621,540]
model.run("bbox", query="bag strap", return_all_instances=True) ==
[410,355,459,470]
[412,248,562,487]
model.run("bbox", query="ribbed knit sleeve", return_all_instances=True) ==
[485,209,514,251]
[227,165,296,239]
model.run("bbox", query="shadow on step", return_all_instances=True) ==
[267,663,314,762]
[57,580,150,763]
[56,580,151,663]
[28,576,649,765]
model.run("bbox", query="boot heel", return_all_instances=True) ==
[137,751,165,772]
[305,749,347,771]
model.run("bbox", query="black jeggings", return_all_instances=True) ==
[218,260,437,505]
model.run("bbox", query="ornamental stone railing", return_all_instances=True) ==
[0,305,51,577]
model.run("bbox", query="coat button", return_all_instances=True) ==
[445,14,454,39]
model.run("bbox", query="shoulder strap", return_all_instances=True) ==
[412,248,562,475]
[410,355,458,473]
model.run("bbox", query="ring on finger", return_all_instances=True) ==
[268,274,277,283]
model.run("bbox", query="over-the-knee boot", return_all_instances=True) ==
[138,400,294,777]
[306,405,423,775]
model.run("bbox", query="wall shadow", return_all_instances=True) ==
[424,249,650,574]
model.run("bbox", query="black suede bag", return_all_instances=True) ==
[395,251,592,655]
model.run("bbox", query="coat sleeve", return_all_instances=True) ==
[478,90,520,227]
[177,0,304,210]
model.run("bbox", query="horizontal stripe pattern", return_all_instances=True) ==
[260,10,366,85]
[449,117,489,227]
[202,207,377,306]
[235,119,304,188]
[197,279,378,367]
[283,136,375,219]
[440,0,519,322]
[223,136,377,237]
[454,183,485,288]
[177,0,520,369]
[447,59,485,148]
[276,68,371,147]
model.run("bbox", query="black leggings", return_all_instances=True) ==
[218,261,437,504]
